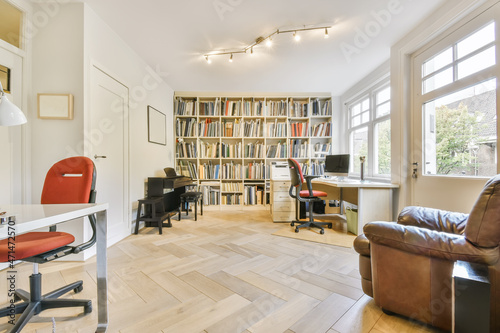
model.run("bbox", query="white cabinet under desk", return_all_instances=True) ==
[270,180,295,222]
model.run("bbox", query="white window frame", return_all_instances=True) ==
[412,13,499,179]
[346,78,391,180]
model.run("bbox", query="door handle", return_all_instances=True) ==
[94,155,107,159]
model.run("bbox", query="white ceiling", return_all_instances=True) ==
[82,0,448,95]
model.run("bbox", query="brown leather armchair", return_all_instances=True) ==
[354,175,500,332]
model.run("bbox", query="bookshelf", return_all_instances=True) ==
[174,93,333,209]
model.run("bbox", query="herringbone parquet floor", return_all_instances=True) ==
[0,209,441,333]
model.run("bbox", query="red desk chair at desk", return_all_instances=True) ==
[0,156,98,332]
[288,158,332,234]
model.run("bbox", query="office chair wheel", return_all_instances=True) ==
[74,285,83,294]
[320,229,325,235]
[291,222,295,227]
[84,304,92,314]
[295,227,299,233]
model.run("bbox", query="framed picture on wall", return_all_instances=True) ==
[148,105,166,145]
[37,94,74,119]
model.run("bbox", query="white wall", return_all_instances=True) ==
[29,2,174,258]
[83,3,174,237]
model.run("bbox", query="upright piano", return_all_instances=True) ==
[146,168,193,215]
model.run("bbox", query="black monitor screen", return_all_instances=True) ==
[324,154,350,176]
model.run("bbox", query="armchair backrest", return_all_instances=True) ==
[288,158,304,187]
[465,174,500,248]
[41,156,96,204]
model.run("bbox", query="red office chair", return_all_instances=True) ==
[0,156,97,332]
[288,158,332,234]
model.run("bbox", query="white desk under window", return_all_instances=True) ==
[0,203,109,332]
[311,179,399,235]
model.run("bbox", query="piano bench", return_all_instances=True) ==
[179,192,203,221]
[135,197,176,235]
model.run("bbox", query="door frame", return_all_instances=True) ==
[86,60,130,246]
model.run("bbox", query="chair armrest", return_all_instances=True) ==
[398,206,468,234]
[303,175,321,196]
[364,222,499,265]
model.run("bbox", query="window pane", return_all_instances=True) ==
[375,120,391,175]
[423,67,453,94]
[457,22,495,59]
[352,115,360,127]
[361,98,370,111]
[376,87,390,104]
[423,47,453,77]
[376,101,390,118]
[361,111,369,124]
[0,0,23,49]
[457,46,496,79]
[351,127,368,173]
[423,78,497,177]
[352,104,361,116]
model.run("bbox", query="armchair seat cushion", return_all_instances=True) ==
[0,232,75,261]
[299,190,327,198]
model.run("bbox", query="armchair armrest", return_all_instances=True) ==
[364,222,499,265]
[398,206,468,234]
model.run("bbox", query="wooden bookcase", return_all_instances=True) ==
[174,93,333,209]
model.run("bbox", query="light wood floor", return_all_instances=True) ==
[0,209,442,333]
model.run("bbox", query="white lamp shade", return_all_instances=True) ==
[0,94,27,126]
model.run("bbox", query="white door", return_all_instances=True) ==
[90,66,129,245]
[411,4,500,213]
[0,46,23,204]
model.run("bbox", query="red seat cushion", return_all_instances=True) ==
[0,232,75,262]
[299,190,328,198]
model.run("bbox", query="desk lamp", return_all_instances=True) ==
[0,82,27,126]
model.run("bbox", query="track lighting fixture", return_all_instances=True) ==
[203,24,332,63]
[293,31,300,41]
[205,55,211,64]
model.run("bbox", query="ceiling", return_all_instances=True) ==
[82,0,448,95]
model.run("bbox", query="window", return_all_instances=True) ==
[347,81,391,178]
[0,0,23,49]
[416,21,498,177]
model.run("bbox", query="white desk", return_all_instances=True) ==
[311,179,399,235]
[0,203,109,332]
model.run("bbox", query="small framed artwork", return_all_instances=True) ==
[38,93,74,119]
[148,105,166,145]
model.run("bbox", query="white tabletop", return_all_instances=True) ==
[312,178,399,188]
[0,203,109,235]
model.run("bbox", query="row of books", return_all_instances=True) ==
[221,142,242,158]
[244,142,265,158]
[311,122,332,137]
[201,186,220,205]
[244,162,268,179]
[178,160,198,179]
[289,100,309,118]
[311,98,331,116]
[221,182,244,192]
[266,120,287,137]
[289,139,309,158]
[266,100,288,116]
[176,141,197,158]
[199,162,220,179]
[200,141,220,158]
[242,100,264,117]
[175,98,331,117]
[221,194,241,205]
[290,122,309,137]
[266,142,287,158]
[176,118,196,137]
[309,161,326,175]
[243,119,262,137]
[220,163,243,180]
[313,142,331,156]
[243,186,265,205]
[222,120,241,137]
[175,98,196,115]
[198,120,221,137]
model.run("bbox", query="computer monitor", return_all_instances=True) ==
[324,154,350,179]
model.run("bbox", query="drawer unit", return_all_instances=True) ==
[270,180,295,222]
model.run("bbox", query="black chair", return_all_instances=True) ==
[288,158,332,234]
[0,156,97,332]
